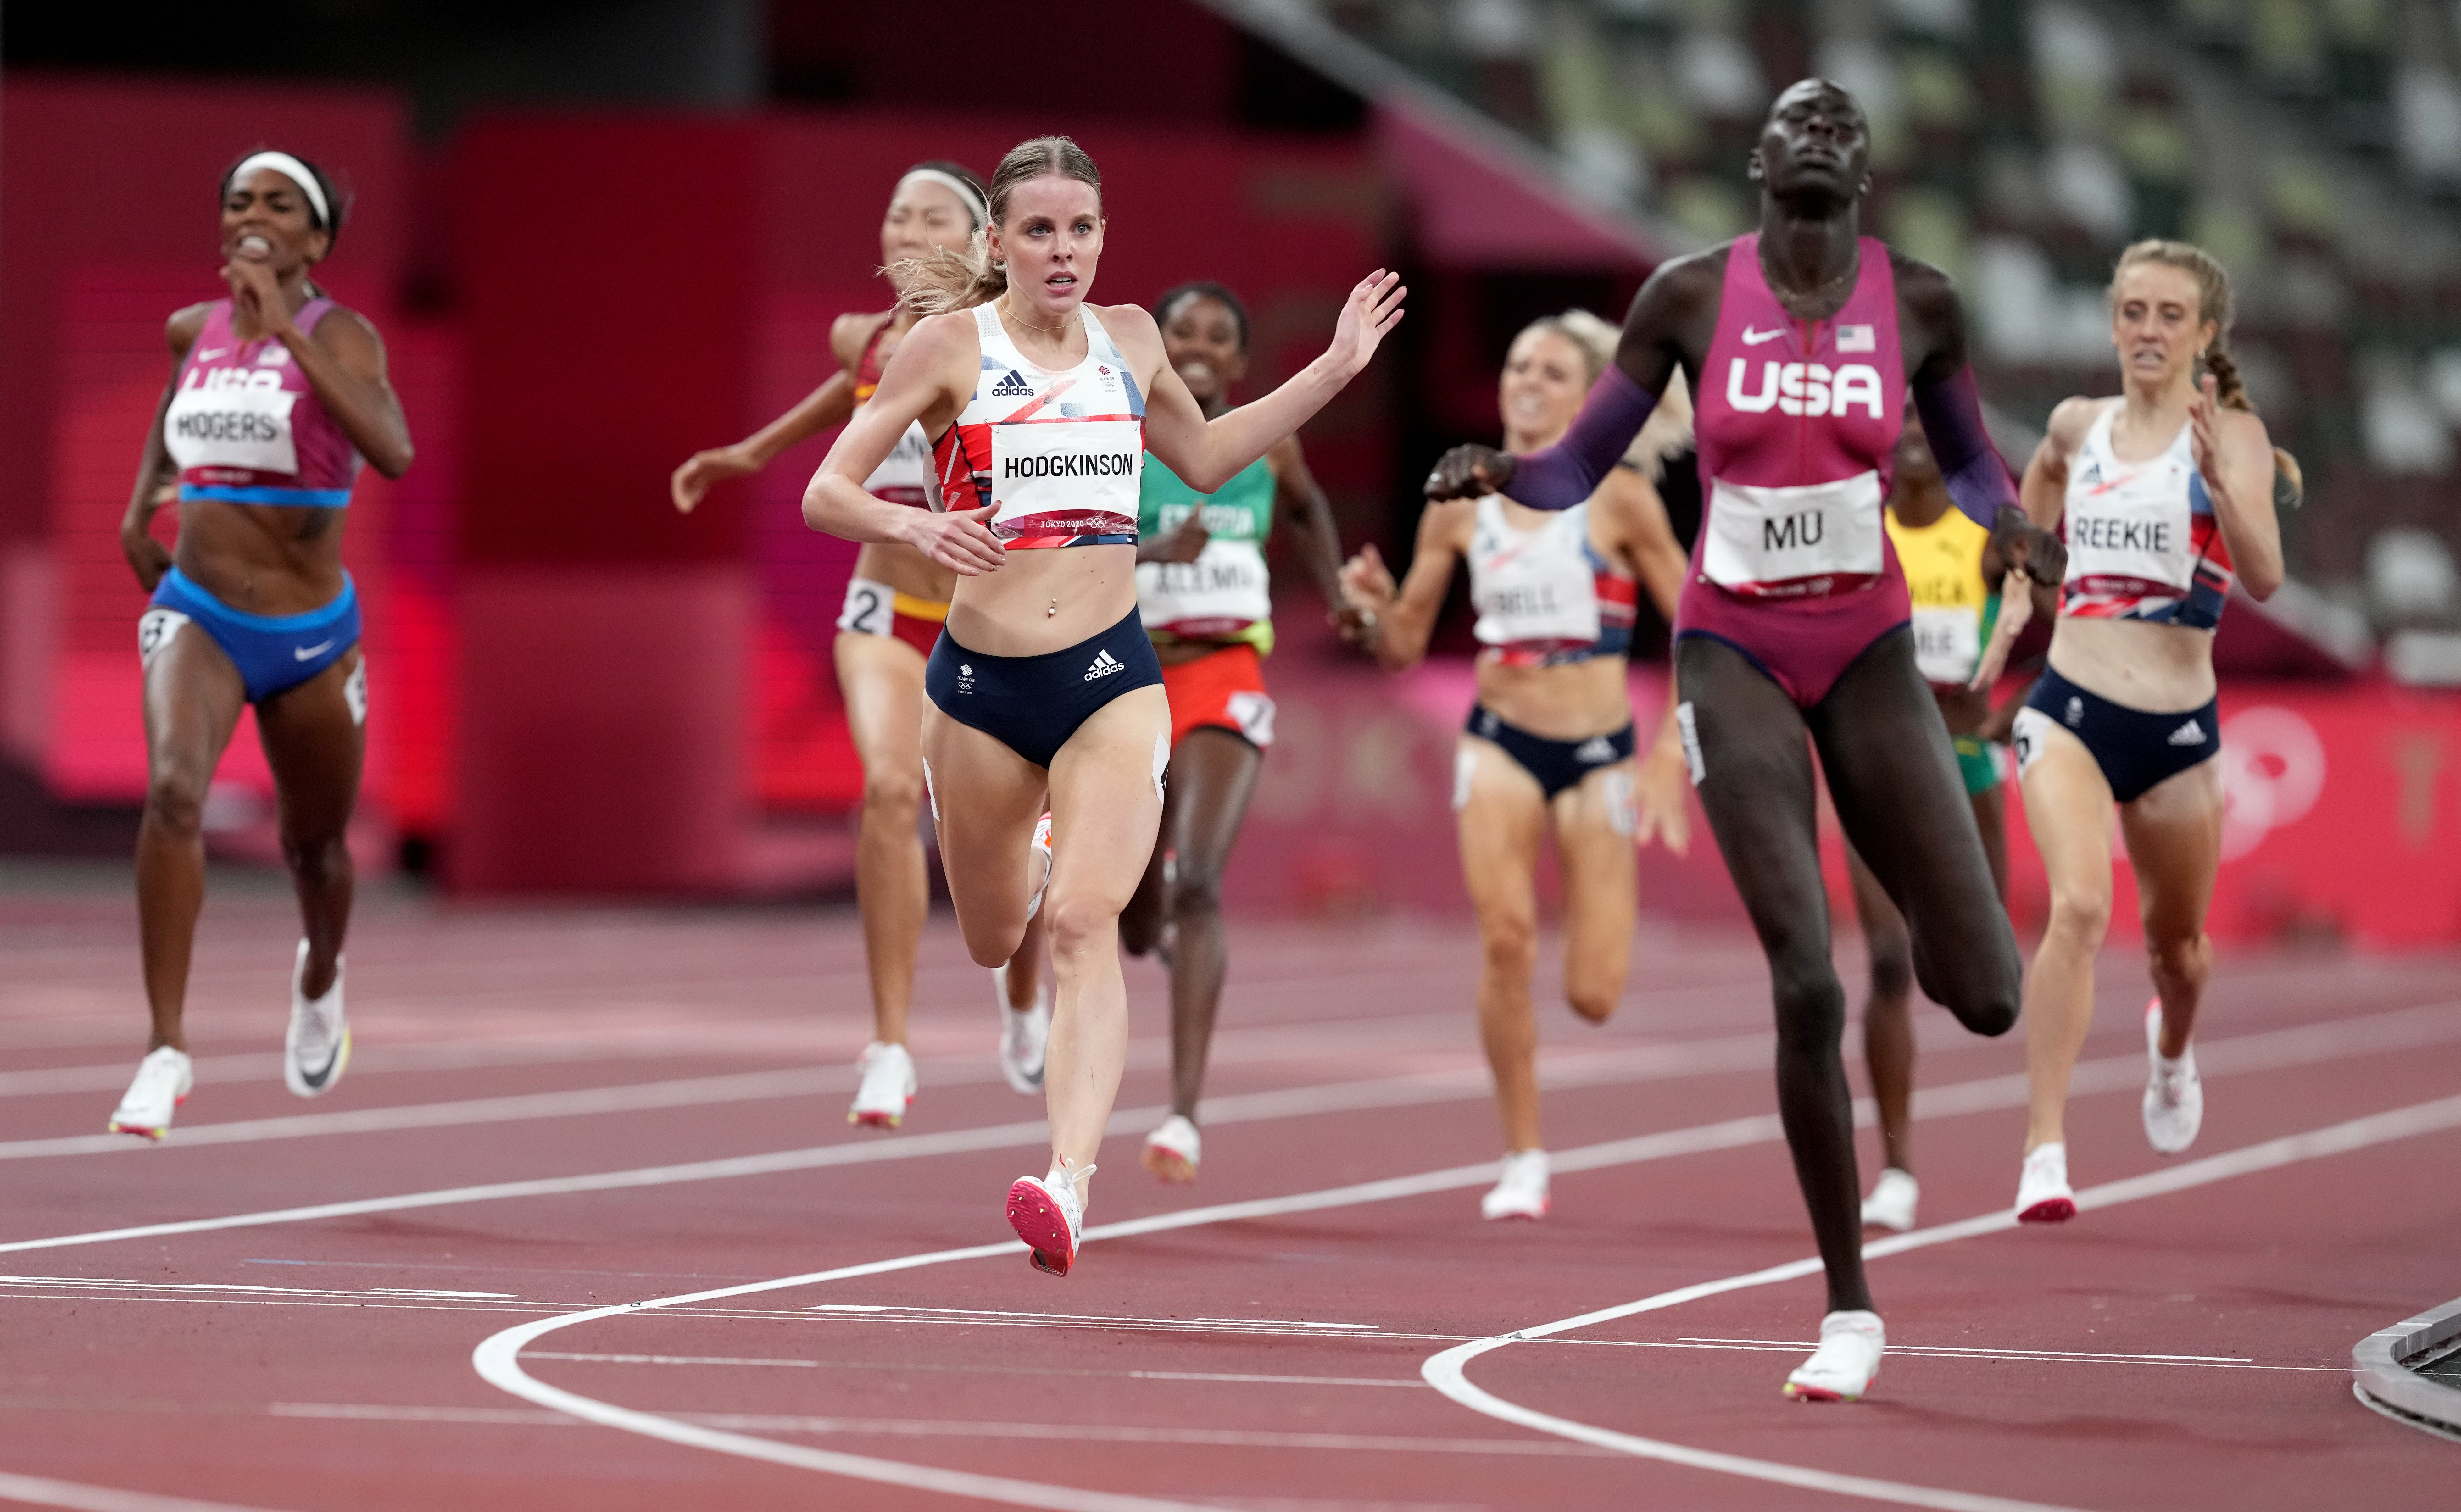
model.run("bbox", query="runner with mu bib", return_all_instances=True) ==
[1424,80,2063,1402]
[1118,280,1365,1185]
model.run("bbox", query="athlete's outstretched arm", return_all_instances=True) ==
[1339,500,1469,673]
[1423,254,1716,508]
[802,313,1003,575]
[1971,398,2097,688]
[1139,273,1405,492]
[119,305,212,594]
[675,370,857,514]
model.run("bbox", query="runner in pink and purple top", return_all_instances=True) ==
[1425,79,2065,1405]
[106,150,414,1146]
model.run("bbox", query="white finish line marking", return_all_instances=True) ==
[1419,1092,2461,1512]
[469,1093,2461,1512]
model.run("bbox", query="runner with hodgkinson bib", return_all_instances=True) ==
[1340,310,1694,1222]
[1423,80,2063,1402]
[107,151,414,1139]
[671,162,1054,1129]
[1116,281,1367,1185]
[802,136,1403,1277]
[1974,240,2294,1224]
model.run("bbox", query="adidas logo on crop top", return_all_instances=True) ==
[2059,403,2235,630]
[932,303,1146,549]
[161,299,362,508]
[1468,497,1638,667]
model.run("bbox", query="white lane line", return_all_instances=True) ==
[0,1472,297,1512]
[804,1304,1378,1330]
[529,1352,1421,1389]
[15,991,2456,1253]
[679,1413,1610,1457]
[1678,1337,2253,1363]
[1419,1092,2461,1512]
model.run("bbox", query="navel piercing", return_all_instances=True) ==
[1047,598,1058,618]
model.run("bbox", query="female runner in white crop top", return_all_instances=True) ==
[802,136,1404,1277]
[669,161,1056,1131]
[1340,311,1691,1223]
[1976,240,2292,1223]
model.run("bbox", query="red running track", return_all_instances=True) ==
[0,872,2455,1510]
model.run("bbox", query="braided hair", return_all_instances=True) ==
[2109,239,2303,507]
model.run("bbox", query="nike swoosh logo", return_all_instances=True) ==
[1740,326,1785,346]
[195,347,229,361]
[292,640,336,661]
[296,1042,342,1090]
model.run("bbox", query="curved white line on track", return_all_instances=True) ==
[0,1471,294,1512]
[471,1092,2461,1510]
[1420,1092,2461,1512]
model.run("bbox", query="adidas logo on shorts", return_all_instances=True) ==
[1084,649,1126,682]
[2166,718,2206,747]
[991,368,1035,398]
[1574,736,1617,764]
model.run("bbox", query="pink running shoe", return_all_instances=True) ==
[1006,1159,1092,1276]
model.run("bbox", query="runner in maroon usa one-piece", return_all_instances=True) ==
[1424,78,2065,1404]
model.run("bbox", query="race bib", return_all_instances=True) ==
[1701,470,1884,597]
[164,377,299,476]
[1136,538,1271,637]
[863,419,937,508]
[836,577,897,637]
[1909,604,1980,685]
[989,420,1140,539]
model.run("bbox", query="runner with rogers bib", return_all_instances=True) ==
[670,162,1055,1131]
[801,137,1404,1277]
[1339,309,1693,1223]
[1117,281,1366,1186]
[1423,80,2063,1402]
[107,151,414,1140]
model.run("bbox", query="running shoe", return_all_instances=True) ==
[1860,1167,1919,1232]
[1024,812,1054,923]
[2015,1142,2076,1223]
[848,1041,917,1128]
[1784,1310,1885,1402]
[1007,1159,1094,1276]
[284,940,350,1099]
[2141,998,2203,1156]
[1480,1148,1551,1220]
[1142,1114,1201,1183]
[107,1045,193,1140]
[992,960,1049,1094]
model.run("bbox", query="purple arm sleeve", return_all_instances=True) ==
[1500,365,1658,512]
[1910,366,2020,527]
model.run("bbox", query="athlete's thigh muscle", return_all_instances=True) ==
[2118,759,2222,940]
[1044,685,1171,920]
[143,625,249,791]
[1808,630,2018,1023]
[1165,727,1263,883]
[2018,724,2116,919]
[1843,839,1909,959]
[1454,737,1547,929]
[1550,761,1639,1012]
[1673,636,1830,969]
[834,633,928,778]
[254,647,368,837]
[920,701,1049,951]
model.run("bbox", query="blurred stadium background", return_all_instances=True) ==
[2,0,2457,939]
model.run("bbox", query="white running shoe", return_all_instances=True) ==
[2142,998,2203,1156]
[1024,813,1054,923]
[1860,1167,1919,1232]
[1007,1159,1094,1276]
[2015,1142,2076,1223]
[1784,1310,1885,1402]
[848,1041,917,1128]
[1142,1114,1201,1183]
[1480,1149,1551,1220]
[992,961,1049,1094]
[284,940,350,1099]
[107,1046,194,1140]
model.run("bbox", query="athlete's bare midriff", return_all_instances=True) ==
[1471,654,1633,742]
[851,538,957,605]
[172,498,348,616]
[2048,616,2215,712]
[944,544,1137,658]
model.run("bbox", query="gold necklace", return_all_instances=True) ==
[998,297,1072,344]
[1760,245,1858,306]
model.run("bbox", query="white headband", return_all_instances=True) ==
[228,152,331,229]
[898,168,988,231]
